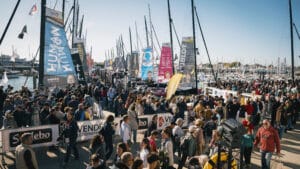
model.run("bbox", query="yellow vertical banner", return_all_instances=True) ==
[166,73,183,100]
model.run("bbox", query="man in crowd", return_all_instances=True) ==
[15,133,39,169]
[254,119,281,169]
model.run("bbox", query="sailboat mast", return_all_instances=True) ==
[39,0,46,87]
[76,3,80,37]
[148,4,154,51]
[167,0,175,74]
[194,6,217,83]
[72,0,76,47]
[62,0,66,22]
[144,16,149,47]
[79,15,84,38]
[129,27,133,57]
[191,0,198,91]
[289,0,294,82]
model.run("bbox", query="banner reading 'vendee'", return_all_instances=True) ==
[77,119,104,142]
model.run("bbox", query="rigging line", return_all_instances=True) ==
[194,6,218,83]
[24,47,40,86]
[293,23,300,40]
[148,4,154,51]
[171,21,181,48]
[64,6,74,27]
[53,0,59,10]
[151,22,161,51]
[152,40,159,59]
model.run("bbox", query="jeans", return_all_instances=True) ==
[243,147,252,165]
[261,151,272,169]
[105,143,113,160]
[64,141,79,163]
[287,116,294,129]
[278,125,285,139]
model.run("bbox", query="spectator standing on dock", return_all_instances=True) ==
[15,133,39,169]
[254,119,281,169]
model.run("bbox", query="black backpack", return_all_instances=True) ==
[180,136,190,155]
[220,119,246,148]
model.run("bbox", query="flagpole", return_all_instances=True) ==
[0,0,21,46]
[39,0,46,87]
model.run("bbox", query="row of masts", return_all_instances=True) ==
[0,0,298,88]
[105,0,215,91]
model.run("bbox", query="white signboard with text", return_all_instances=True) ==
[77,119,104,142]
[1,125,59,152]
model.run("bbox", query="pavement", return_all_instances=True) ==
[0,111,299,169]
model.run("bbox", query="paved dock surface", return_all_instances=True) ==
[1,111,299,169]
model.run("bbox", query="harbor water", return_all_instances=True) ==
[4,75,34,91]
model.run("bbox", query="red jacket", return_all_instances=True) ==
[254,126,281,153]
[245,104,254,115]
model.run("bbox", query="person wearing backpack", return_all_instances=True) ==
[178,126,197,169]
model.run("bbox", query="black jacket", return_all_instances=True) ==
[63,119,79,142]
[102,122,115,144]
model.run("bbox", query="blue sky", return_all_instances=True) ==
[0,0,299,66]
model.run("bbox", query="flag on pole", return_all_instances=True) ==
[18,25,27,39]
[29,4,38,15]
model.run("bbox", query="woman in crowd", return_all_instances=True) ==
[139,138,150,168]
[145,115,157,138]
[114,142,129,163]
[172,118,184,156]
[128,103,139,144]
[160,127,174,168]
[89,133,106,160]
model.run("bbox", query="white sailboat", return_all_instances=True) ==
[0,71,9,86]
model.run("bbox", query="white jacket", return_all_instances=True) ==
[120,121,131,143]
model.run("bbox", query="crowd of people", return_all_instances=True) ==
[0,78,299,169]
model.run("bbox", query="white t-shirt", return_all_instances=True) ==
[120,122,131,143]
[140,148,149,168]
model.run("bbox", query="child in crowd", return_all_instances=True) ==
[241,127,254,169]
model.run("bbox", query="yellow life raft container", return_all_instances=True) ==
[203,152,237,169]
